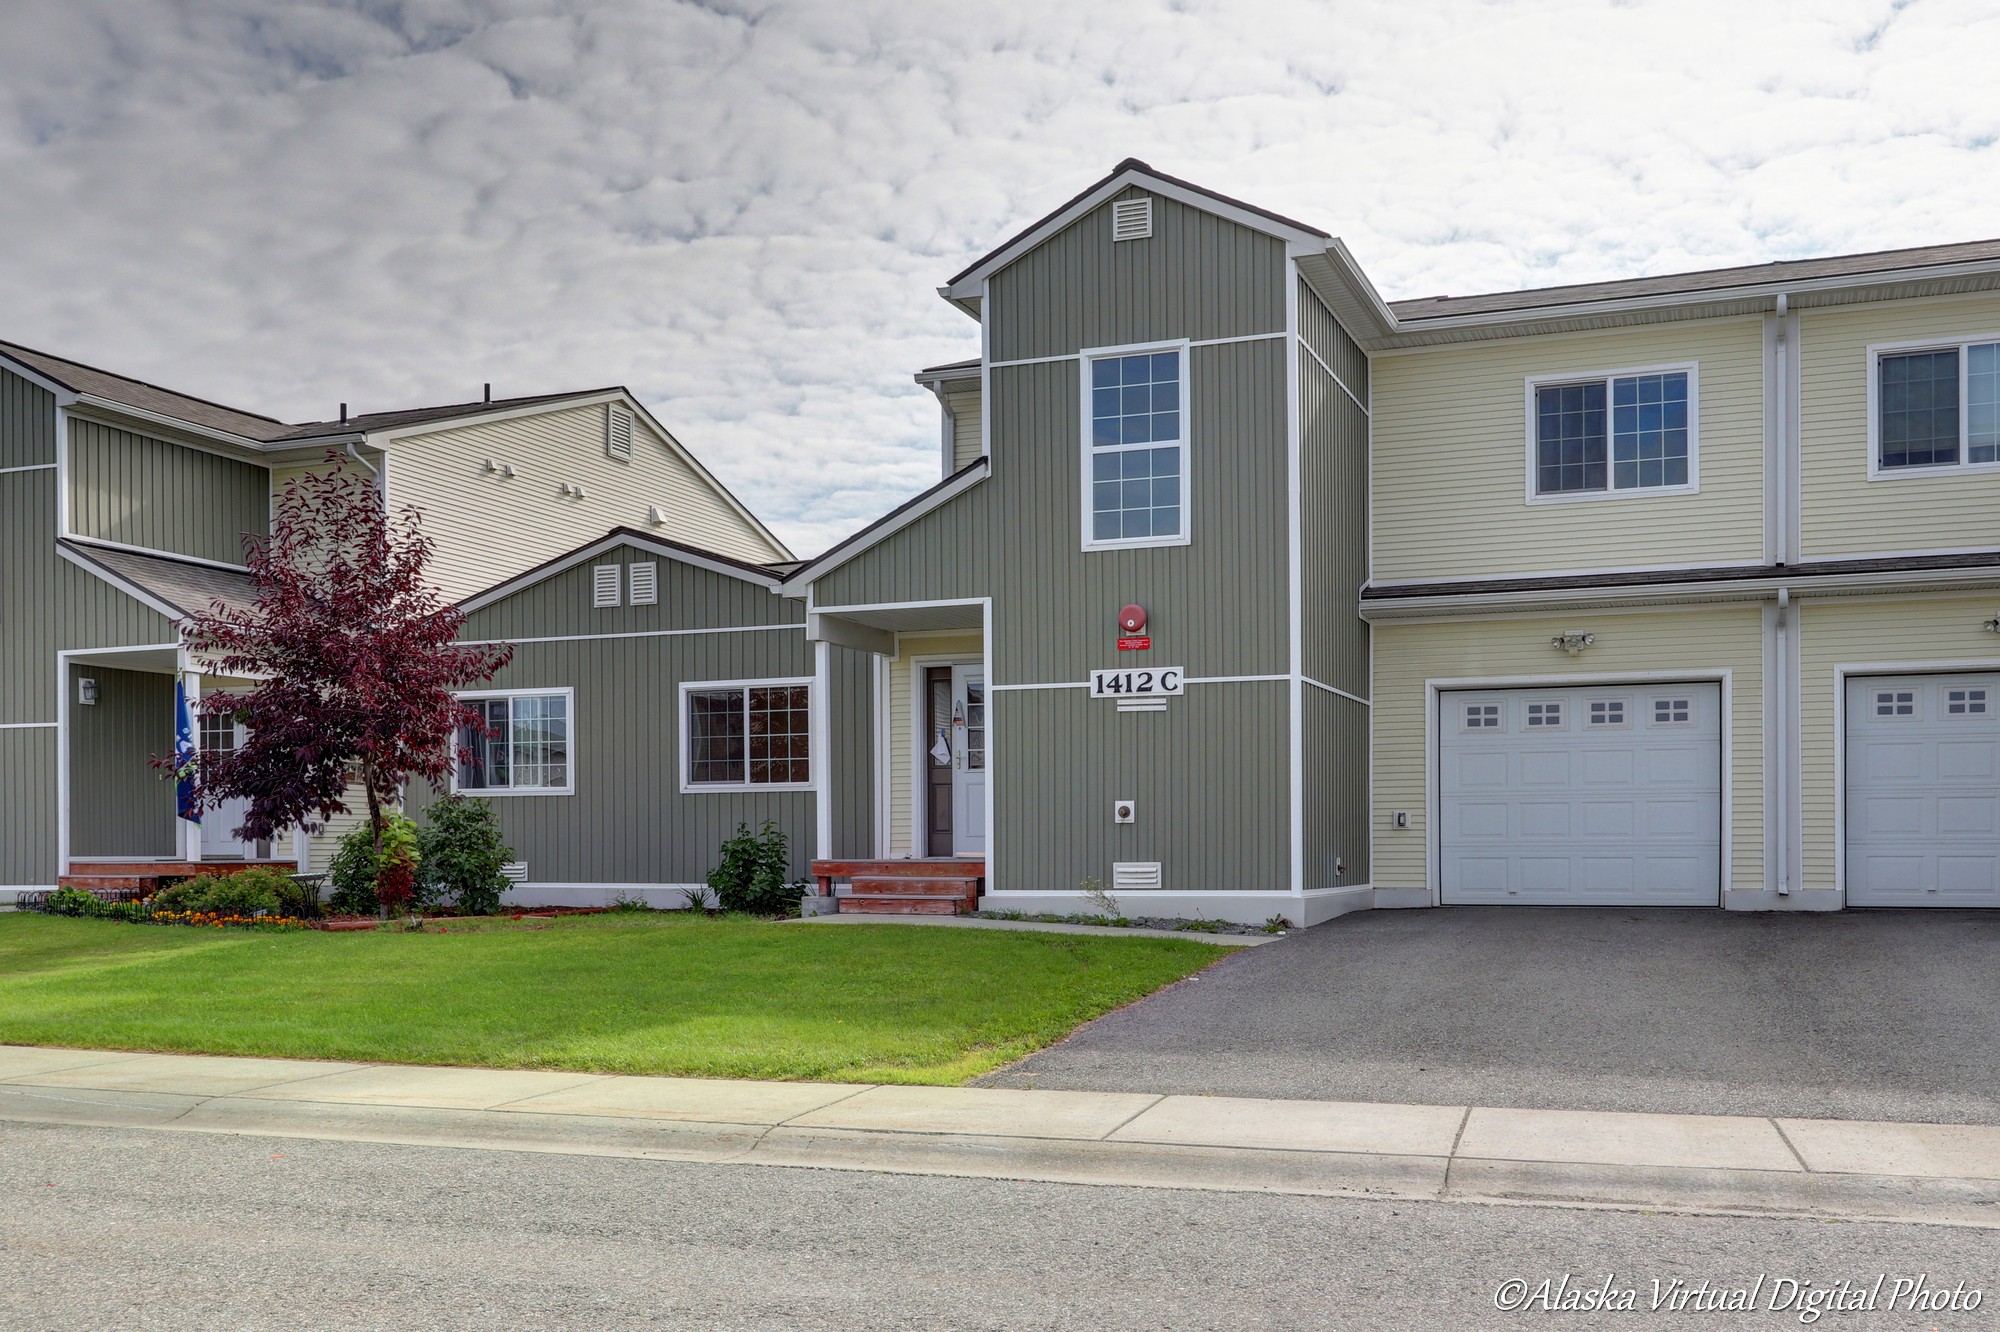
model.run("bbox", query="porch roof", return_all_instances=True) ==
[61,540,257,619]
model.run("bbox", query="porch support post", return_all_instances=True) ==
[179,668,202,863]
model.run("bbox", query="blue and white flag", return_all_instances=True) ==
[174,681,200,825]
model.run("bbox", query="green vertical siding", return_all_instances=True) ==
[1299,282,1371,696]
[998,683,1291,894]
[0,368,55,469]
[990,188,1287,361]
[1300,281,1369,407]
[0,728,57,887]
[1301,687,1369,891]
[69,418,269,565]
[827,644,874,859]
[68,664,177,857]
[459,549,797,641]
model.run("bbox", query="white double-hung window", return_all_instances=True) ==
[1870,335,2000,475]
[455,688,573,795]
[681,679,812,791]
[1082,342,1189,549]
[1527,364,1697,501]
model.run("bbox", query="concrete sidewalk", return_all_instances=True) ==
[2,1045,1995,1228]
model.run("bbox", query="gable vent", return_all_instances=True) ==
[628,561,658,605]
[606,404,634,462]
[592,564,622,608]
[1111,861,1162,891]
[1111,197,1153,242]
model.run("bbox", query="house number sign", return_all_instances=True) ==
[1090,667,1185,698]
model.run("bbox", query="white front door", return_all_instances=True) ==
[1846,673,2000,907]
[1439,683,1722,906]
[199,713,252,860]
[951,665,987,856]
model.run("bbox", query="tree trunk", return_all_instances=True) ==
[364,769,385,920]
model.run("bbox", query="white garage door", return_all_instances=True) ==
[1440,684,1723,906]
[1846,673,2000,907]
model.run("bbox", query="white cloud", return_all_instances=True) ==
[4,0,1999,553]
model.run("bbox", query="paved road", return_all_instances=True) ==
[982,907,2000,1123]
[3,1121,1991,1331]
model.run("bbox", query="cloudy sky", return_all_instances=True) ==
[5,0,1998,555]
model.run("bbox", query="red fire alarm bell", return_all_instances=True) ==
[1118,604,1147,633]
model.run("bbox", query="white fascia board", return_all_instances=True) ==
[776,461,990,596]
[457,530,780,614]
[56,542,189,622]
[0,352,80,403]
[1293,238,1400,342]
[1359,564,2000,621]
[941,167,1330,303]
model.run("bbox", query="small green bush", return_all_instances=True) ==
[418,796,514,915]
[706,821,806,916]
[326,814,422,915]
[41,886,111,918]
[153,870,286,917]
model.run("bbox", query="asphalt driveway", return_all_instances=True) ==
[980,907,2000,1123]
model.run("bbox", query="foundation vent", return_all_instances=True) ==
[1112,861,1162,891]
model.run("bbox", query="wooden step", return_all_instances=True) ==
[68,861,296,877]
[850,877,979,897]
[812,859,984,881]
[838,896,963,915]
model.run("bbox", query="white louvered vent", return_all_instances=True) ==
[1111,861,1162,891]
[628,561,658,605]
[592,564,622,608]
[500,862,529,884]
[1111,197,1153,242]
[606,404,634,462]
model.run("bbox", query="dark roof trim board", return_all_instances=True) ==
[1361,551,2000,617]
[457,527,790,613]
[778,457,991,595]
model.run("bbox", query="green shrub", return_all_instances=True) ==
[374,817,420,913]
[152,870,285,917]
[41,886,111,918]
[706,821,807,916]
[418,796,514,915]
[326,814,422,915]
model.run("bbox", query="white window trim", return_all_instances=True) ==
[450,686,576,797]
[678,676,815,794]
[1865,331,2000,481]
[1522,361,1701,505]
[1079,338,1193,552]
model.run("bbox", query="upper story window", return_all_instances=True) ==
[1872,336,2000,475]
[1527,365,1697,502]
[1083,342,1189,550]
[455,689,573,795]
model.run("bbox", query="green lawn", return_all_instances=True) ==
[0,913,1219,1084]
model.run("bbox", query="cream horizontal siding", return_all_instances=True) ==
[885,631,983,857]
[1799,292,2000,559]
[386,403,785,601]
[1371,318,1765,582]
[944,385,983,471]
[1796,593,2000,891]
[1373,607,1765,894]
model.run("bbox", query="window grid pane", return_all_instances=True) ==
[748,686,811,785]
[1536,382,1607,493]
[510,694,568,790]
[1090,350,1183,541]
[688,690,746,784]
[1879,349,1960,468]
[1969,343,1999,465]
[1610,372,1689,489]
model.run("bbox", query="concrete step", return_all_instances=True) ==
[838,896,963,915]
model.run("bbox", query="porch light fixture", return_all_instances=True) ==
[77,677,99,706]
[1985,613,2000,633]
[1551,631,1595,655]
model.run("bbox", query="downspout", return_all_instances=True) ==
[1774,585,1791,896]
[1771,293,1795,899]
